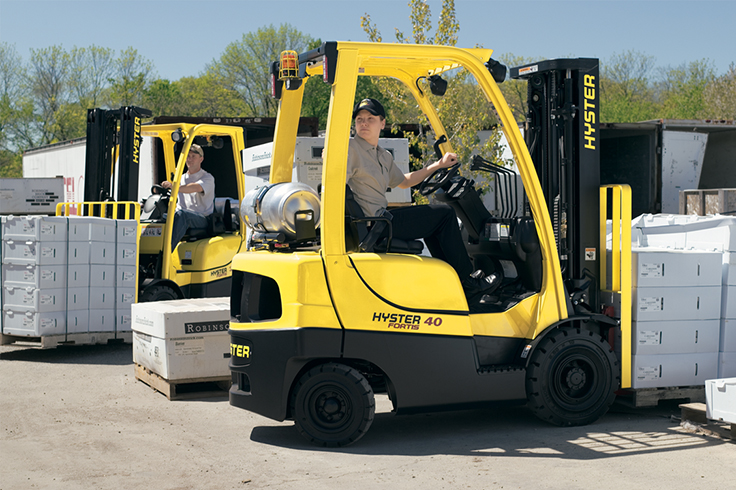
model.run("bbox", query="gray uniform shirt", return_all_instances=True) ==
[346,135,405,216]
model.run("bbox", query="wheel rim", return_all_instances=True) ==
[550,347,605,411]
[307,386,353,432]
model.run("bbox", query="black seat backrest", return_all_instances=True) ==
[344,185,423,254]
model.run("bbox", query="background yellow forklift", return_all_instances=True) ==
[227,42,632,446]
[81,107,247,301]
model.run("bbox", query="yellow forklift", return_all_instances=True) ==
[227,42,632,446]
[81,107,247,301]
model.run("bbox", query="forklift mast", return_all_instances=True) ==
[511,59,601,309]
[84,106,152,202]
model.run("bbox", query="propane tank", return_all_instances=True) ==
[241,182,320,240]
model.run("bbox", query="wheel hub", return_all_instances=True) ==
[566,366,587,391]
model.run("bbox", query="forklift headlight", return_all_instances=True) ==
[171,128,184,143]
[208,135,224,150]
[428,75,447,96]
[486,58,507,84]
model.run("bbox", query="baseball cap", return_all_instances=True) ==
[189,144,204,157]
[352,98,386,119]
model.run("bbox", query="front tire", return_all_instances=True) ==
[526,326,619,426]
[139,284,179,302]
[290,363,375,447]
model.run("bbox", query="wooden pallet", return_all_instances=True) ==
[680,402,736,439]
[134,363,230,401]
[616,386,705,408]
[1,330,132,349]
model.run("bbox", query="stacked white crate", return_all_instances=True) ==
[115,219,139,333]
[633,214,736,379]
[1,215,138,341]
[631,247,722,388]
[1,216,69,336]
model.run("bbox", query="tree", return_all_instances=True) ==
[703,63,736,120]
[28,45,70,144]
[176,74,248,117]
[600,50,657,123]
[361,0,508,203]
[68,45,115,109]
[656,59,715,119]
[108,47,155,107]
[208,24,315,117]
[0,42,33,153]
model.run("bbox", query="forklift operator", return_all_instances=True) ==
[347,98,499,299]
[160,144,216,250]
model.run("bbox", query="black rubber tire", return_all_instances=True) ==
[526,326,620,426]
[290,363,375,447]
[139,284,179,303]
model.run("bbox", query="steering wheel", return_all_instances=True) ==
[151,184,171,196]
[418,163,460,196]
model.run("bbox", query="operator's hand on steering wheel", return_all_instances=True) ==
[437,152,458,169]
[160,181,173,190]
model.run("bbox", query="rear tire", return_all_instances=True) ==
[526,326,619,426]
[290,363,375,447]
[139,284,179,302]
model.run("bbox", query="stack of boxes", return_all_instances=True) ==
[631,248,722,388]
[719,252,736,378]
[2,216,69,336]
[1,215,138,340]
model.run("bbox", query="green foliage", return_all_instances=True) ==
[0,149,22,178]
[704,63,736,119]
[361,0,505,204]
[107,47,155,107]
[657,60,716,119]
[208,24,315,117]
[600,50,658,123]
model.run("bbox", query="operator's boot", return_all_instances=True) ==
[462,269,501,299]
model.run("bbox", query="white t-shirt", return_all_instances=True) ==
[176,168,215,216]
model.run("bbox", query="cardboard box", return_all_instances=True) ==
[90,264,115,288]
[1,263,65,289]
[720,318,736,353]
[632,319,720,355]
[89,287,115,309]
[89,309,116,333]
[131,298,231,380]
[632,285,722,322]
[632,353,718,389]
[116,220,138,243]
[705,377,736,424]
[89,241,115,265]
[67,264,90,288]
[2,286,66,312]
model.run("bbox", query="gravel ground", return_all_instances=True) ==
[1,342,734,490]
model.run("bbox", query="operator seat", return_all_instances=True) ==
[345,186,424,254]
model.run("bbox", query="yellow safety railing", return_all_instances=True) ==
[56,201,141,220]
[600,185,632,389]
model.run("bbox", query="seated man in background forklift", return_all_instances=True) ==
[348,98,499,299]
[161,144,216,250]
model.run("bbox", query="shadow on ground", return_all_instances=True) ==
[0,342,133,366]
[250,399,729,459]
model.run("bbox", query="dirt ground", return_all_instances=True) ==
[1,342,734,490]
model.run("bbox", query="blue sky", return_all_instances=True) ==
[1,0,734,81]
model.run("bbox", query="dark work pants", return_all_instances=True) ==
[379,204,473,279]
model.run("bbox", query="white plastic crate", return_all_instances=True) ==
[632,352,718,389]
[89,309,116,333]
[89,241,115,265]
[718,352,736,378]
[1,309,66,336]
[116,220,138,243]
[632,285,722,322]
[89,287,115,309]
[2,286,65,312]
[116,287,136,308]
[116,265,136,288]
[705,377,736,424]
[90,264,115,287]
[719,318,736,352]
[116,243,137,266]
[720,286,736,319]
[632,319,720,355]
[67,241,90,264]
[2,240,66,265]
[67,287,89,311]
[67,264,90,288]
[66,310,89,334]
[1,263,65,289]
[1,215,67,241]
[632,249,722,288]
